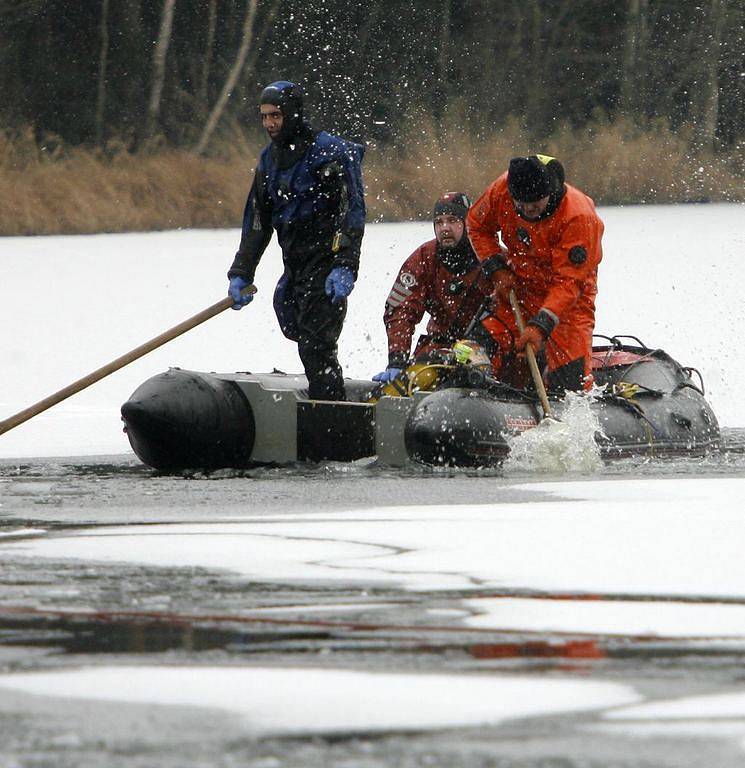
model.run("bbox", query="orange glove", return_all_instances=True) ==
[516,325,546,355]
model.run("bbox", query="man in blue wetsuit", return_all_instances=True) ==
[227,81,366,400]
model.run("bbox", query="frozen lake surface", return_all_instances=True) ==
[2,204,745,458]
[2,206,745,766]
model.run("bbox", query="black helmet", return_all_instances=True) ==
[507,156,551,202]
[260,81,305,144]
[260,81,303,121]
[507,154,565,202]
[433,191,471,221]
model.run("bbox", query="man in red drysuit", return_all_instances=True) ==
[373,192,495,383]
[466,154,604,391]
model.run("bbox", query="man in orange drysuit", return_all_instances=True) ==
[466,155,604,391]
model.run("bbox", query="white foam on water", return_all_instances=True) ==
[503,390,605,475]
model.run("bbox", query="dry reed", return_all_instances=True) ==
[0,119,741,237]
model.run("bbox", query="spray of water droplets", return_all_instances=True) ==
[503,390,606,475]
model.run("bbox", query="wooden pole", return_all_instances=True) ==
[508,289,552,419]
[0,285,256,437]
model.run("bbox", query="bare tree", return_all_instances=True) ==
[692,0,728,152]
[518,0,574,129]
[194,0,261,155]
[241,1,281,93]
[109,0,145,141]
[197,0,218,120]
[145,0,177,139]
[620,0,650,120]
[431,0,451,142]
[95,0,110,145]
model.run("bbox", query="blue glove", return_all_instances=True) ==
[228,276,253,310]
[372,367,403,383]
[325,266,355,304]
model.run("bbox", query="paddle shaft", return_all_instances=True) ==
[0,284,256,436]
[508,289,552,418]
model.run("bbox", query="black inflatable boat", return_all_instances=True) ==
[121,337,720,471]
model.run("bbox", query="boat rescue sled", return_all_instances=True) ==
[121,338,720,472]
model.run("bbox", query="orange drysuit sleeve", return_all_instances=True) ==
[541,213,603,321]
[466,178,506,261]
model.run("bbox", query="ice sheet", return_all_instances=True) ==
[0,666,640,736]
[607,692,745,720]
[4,479,745,615]
[462,597,745,638]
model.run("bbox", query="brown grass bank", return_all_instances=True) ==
[1,120,742,237]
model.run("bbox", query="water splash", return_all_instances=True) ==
[503,391,605,475]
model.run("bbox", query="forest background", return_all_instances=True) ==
[1,0,742,236]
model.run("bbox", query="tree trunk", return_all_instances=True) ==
[522,1,544,126]
[230,0,281,115]
[692,0,727,153]
[110,0,144,143]
[432,0,451,139]
[95,0,110,145]
[194,0,260,155]
[145,0,177,140]
[241,1,281,92]
[197,0,217,120]
[619,0,649,120]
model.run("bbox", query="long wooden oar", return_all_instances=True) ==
[508,289,552,419]
[0,284,256,437]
